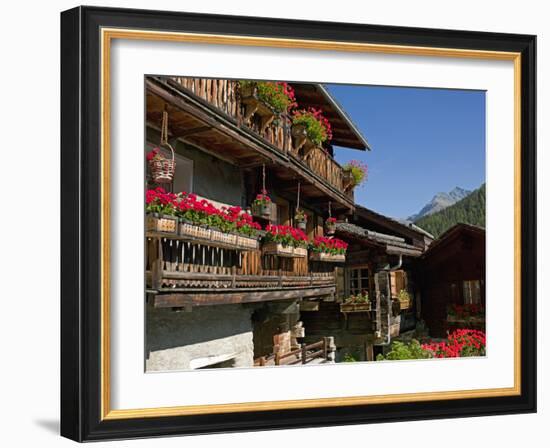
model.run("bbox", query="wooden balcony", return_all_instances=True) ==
[146,76,360,212]
[146,233,336,308]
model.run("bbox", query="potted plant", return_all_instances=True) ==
[291,107,333,154]
[342,160,368,191]
[309,236,348,262]
[325,217,337,235]
[239,80,296,131]
[145,187,179,234]
[147,147,176,184]
[340,291,371,313]
[397,289,412,310]
[294,209,307,231]
[262,224,308,258]
[251,190,272,219]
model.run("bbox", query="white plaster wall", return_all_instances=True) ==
[146,304,255,371]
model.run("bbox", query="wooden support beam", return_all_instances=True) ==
[153,286,336,308]
[171,125,212,138]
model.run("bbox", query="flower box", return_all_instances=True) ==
[240,84,277,132]
[210,228,237,246]
[179,221,211,240]
[342,168,354,191]
[262,242,307,258]
[340,303,371,313]
[309,252,346,263]
[291,123,316,155]
[236,235,259,250]
[399,299,412,310]
[293,246,308,258]
[179,222,260,250]
[146,213,178,234]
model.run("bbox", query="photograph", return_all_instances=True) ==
[144,76,486,371]
[57,5,537,441]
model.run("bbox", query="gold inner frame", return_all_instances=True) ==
[100,28,522,420]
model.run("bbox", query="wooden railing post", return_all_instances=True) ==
[151,237,163,289]
[274,344,281,366]
[301,343,307,364]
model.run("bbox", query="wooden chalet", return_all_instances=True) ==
[144,76,369,370]
[415,224,486,338]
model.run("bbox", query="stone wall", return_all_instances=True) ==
[146,304,254,371]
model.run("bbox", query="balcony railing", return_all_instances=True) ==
[146,233,336,300]
[254,338,334,366]
[170,77,349,195]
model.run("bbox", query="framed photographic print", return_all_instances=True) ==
[60,6,536,442]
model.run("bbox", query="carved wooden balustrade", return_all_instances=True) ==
[146,235,336,292]
[170,77,347,194]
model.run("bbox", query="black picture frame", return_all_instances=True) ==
[61,5,536,442]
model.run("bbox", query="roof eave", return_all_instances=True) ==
[318,84,371,151]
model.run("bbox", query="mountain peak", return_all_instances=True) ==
[408,186,472,221]
[449,186,470,200]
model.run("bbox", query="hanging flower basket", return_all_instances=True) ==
[252,203,272,219]
[147,145,176,184]
[146,213,178,234]
[294,209,307,231]
[325,217,337,235]
[251,190,272,219]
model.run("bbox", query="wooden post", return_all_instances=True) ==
[366,341,374,362]
[301,343,307,364]
[231,265,236,288]
[274,344,281,366]
[151,237,163,289]
[323,337,328,360]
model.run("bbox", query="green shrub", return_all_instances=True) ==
[376,340,432,361]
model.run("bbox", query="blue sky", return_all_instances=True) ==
[327,84,486,219]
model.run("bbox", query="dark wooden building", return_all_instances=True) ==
[416,224,485,338]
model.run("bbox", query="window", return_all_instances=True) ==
[347,267,370,296]
[462,280,481,304]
